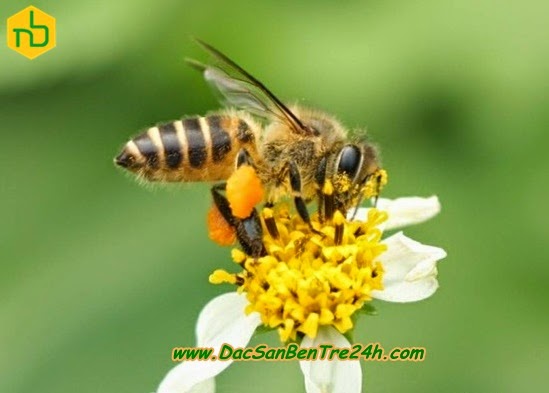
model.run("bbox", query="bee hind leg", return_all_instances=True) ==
[211,183,266,258]
[236,148,255,168]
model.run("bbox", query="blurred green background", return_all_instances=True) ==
[1,0,548,392]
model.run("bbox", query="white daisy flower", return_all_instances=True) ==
[157,195,446,393]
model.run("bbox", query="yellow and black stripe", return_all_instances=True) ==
[115,114,259,182]
[158,122,182,169]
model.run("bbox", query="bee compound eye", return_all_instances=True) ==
[337,145,362,179]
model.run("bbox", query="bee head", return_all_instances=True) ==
[331,143,380,209]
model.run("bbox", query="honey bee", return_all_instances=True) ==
[115,40,384,257]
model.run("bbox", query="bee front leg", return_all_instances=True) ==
[373,172,384,208]
[211,183,266,258]
[349,189,365,221]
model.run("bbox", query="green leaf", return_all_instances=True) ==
[254,324,275,336]
[358,303,378,316]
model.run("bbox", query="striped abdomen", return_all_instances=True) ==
[115,113,260,182]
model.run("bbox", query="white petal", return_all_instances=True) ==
[195,292,261,347]
[350,196,441,231]
[188,379,215,393]
[372,232,447,303]
[300,326,362,393]
[158,293,261,393]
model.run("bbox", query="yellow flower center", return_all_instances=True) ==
[210,205,388,342]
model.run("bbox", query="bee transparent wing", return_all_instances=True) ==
[188,40,316,136]
[203,66,284,121]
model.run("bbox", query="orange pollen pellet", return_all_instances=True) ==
[207,203,236,246]
[226,166,264,219]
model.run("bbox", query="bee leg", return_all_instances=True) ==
[316,191,325,222]
[315,156,335,222]
[211,183,266,258]
[236,148,254,168]
[349,189,365,221]
[289,161,322,235]
[234,149,273,248]
[324,192,335,221]
[236,209,267,258]
[373,172,383,208]
[213,148,266,257]
[260,201,282,240]
[315,157,327,223]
